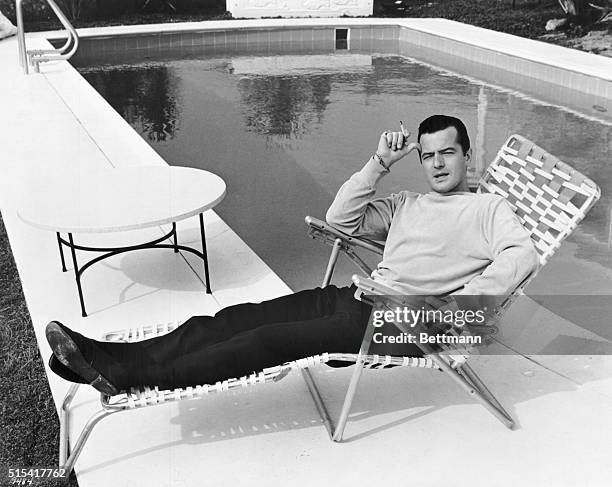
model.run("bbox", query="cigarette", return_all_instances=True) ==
[399,121,409,148]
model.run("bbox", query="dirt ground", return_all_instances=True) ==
[543,28,612,57]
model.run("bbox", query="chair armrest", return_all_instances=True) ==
[352,275,472,368]
[305,216,384,256]
[354,275,499,336]
[351,274,405,306]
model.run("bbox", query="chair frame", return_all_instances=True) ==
[303,133,601,441]
[56,134,601,473]
[302,218,516,441]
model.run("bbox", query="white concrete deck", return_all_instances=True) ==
[1,18,612,487]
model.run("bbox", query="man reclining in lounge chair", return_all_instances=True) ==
[46,115,539,395]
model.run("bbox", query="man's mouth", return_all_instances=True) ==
[433,172,449,181]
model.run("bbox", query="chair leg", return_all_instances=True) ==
[459,363,515,429]
[62,408,119,474]
[59,383,80,467]
[431,353,515,429]
[332,355,366,442]
[59,384,121,474]
[322,238,342,287]
[301,368,334,439]
[331,308,378,442]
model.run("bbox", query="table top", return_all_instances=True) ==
[18,166,226,233]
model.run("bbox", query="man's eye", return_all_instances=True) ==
[422,154,432,160]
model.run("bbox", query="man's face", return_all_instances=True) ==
[419,126,471,193]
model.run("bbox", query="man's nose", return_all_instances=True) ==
[433,152,444,167]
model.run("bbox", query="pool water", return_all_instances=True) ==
[78,52,612,295]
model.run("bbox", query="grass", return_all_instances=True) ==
[0,215,78,486]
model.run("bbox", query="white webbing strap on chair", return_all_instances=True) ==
[479,134,600,267]
[59,316,446,473]
[304,134,600,442]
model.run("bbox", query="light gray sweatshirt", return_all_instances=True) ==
[326,159,539,296]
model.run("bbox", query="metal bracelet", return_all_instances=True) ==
[373,152,390,172]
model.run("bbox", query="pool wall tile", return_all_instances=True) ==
[590,78,601,96]
[258,31,270,49]
[70,23,611,102]
[204,32,216,47]
[569,73,579,92]
[269,30,282,44]
[237,31,248,46]
[224,31,235,48]
[410,25,609,100]
[191,33,203,47]
[126,36,138,51]
[592,78,601,97]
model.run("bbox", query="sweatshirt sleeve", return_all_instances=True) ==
[457,197,540,297]
[326,158,401,240]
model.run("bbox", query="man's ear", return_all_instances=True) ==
[464,148,472,165]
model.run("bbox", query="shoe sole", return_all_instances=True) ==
[46,321,120,396]
[49,354,87,384]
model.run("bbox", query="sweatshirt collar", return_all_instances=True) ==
[426,190,475,197]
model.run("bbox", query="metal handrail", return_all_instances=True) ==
[16,0,80,74]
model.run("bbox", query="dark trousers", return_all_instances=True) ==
[103,285,374,389]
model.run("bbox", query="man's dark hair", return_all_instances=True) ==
[417,115,470,155]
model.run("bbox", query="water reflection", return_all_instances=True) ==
[79,54,612,292]
[83,66,180,142]
[237,74,331,140]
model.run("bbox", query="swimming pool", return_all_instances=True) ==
[75,47,612,294]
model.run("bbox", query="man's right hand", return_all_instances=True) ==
[376,130,421,169]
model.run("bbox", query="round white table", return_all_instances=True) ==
[18,166,226,316]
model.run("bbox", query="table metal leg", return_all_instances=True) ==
[172,222,178,253]
[67,233,87,317]
[57,217,212,316]
[199,213,211,294]
[56,232,67,272]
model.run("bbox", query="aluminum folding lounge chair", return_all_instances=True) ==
[57,134,600,474]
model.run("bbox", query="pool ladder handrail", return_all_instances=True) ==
[16,0,79,74]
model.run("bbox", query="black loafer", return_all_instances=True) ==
[45,321,121,396]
